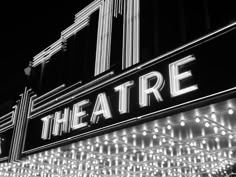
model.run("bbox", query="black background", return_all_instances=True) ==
[0,1,93,113]
[1,0,236,114]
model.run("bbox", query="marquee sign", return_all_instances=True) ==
[39,55,197,141]
[21,24,236,155]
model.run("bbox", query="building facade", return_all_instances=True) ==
[0,0,236,176]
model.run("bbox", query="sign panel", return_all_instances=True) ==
[23,26,236,155]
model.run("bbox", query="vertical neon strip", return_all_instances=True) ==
[100,0,108,75]
[106,0,113,72]
[118,0,123,15]
[10,88,30,162]
[122,0,140,69]
[122,0,127,70]
[114,0,118,17]
[95,2,104,76]
[13,89,27,161]
[126,0,133,68]
[95,0,114,76]
[133,0,139,65]
[9,98,22,161]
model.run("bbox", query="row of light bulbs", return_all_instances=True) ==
[0,99,235,176]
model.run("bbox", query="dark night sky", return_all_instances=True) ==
[1,1,235,111]
[0,1,93,109]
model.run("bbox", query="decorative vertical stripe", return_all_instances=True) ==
[94,1,104,76]
[122,0,127,70]
[122,0,140,69]
[113,0,123,17]
[118,0,123,15]
[95,0,114,76]
[133,0,140,65]
[114,0,118,17]
[32,0,140,79]
[9,88,32,162]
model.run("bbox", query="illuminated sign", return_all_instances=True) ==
[22,24,236,155]
[40,55,197,140]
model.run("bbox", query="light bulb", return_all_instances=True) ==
[214,126,218,133]
[195,117,200,123]
[180,120,185,126]
[211,112,217,120]
[221,131,226,136]
[228,108,234,115]
[205,122,210,127]
[167,124,172,130]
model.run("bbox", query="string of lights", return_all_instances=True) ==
[0,98,235,177]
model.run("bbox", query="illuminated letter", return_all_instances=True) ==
[114,81,134,114]
[139,71,164,107]
[41,115,53,140]
[90,93,112,124]
[52,108,70,136]
[71,100,89,130]
[169,55,198,97]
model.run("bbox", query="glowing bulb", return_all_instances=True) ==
[205,122,210,127]
[195,117,200,123]
[211,112,217,120]
[228,108,234,115]
[215,137,220,142]
[180,120,185,126]
[167,124,172,130]
[143,131,147,136]
[154,127,159,132]
[202,139,206,144]
[113,138,118,143]
[132,134,136,138]
[162,138,166,143]
[214,126,218,133]
[221,131,226,136]
[229,134,233,139]
[153,134,157,139]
